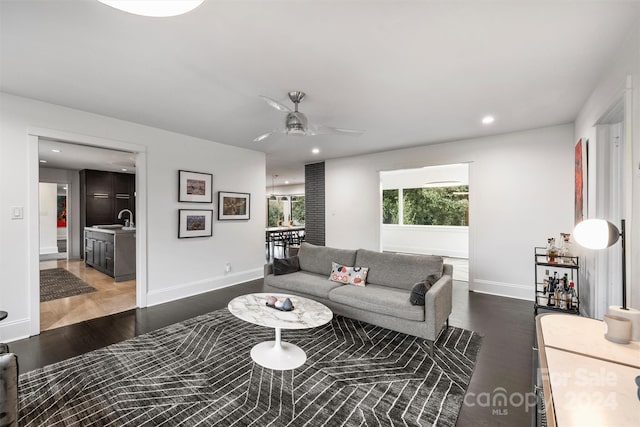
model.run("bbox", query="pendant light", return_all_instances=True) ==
[269,175,277,201]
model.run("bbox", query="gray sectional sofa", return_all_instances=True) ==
[263,242,453,354]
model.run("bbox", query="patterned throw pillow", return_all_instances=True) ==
[329,262,369,286]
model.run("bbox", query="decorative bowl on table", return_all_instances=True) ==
[265,296,294,312]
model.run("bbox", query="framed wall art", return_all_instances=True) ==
[179,170,213,203]
[218,191,250,220]
[178,209,213,238]
[574,138,588,225]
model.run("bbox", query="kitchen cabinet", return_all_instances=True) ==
[84,228,135,281]
[80,169,135,257]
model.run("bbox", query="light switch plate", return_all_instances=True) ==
[11,206,23,219]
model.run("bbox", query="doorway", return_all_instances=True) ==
[38,183,68,261]
[28,129,148,336]
[379,163,470,282]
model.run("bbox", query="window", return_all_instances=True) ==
[266,195,305,227]
[267,199,284,227]
[291,195,305,225]
[383,186,468,226]
[382,189,399,224]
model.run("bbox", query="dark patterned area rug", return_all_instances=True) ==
[19,310,482,426]
[39,268,97,302]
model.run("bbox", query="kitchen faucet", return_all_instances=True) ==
[118,209,134,228]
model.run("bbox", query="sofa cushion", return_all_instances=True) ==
[355,249,443,291]
[328,284,425,322]
[273,256,300,275]
[329,262,368,286]
[298,242,357,276]
[264,270,343,299]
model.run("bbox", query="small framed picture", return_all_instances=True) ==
[179,209,213,238]
[179,170,213,203]
[218,191,250,220]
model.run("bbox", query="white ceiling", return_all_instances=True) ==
[39,139,136,173]
[2,0,639,184]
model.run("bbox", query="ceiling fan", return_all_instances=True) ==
[253,91,364,142]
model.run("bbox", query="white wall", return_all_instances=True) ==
[38,183,58,255]
[271,183,305,195]
[381,225,469,258]
[574,19,640,317]
[0,93,266,341]
[326,124,574,300]
[40,168,79,258]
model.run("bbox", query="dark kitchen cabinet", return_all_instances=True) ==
[80,170,135,258]
[84,229,134,281]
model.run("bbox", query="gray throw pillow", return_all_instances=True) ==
[409,274,440,305]
[274,256,300,275]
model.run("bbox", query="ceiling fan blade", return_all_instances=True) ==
[253,131,275,142]
[309,124,365,136]
[253,129,287,142]
[259,95,291,113]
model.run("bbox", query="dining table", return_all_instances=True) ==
[265,226,305,259]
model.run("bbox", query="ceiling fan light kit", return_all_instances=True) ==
[254,90,364,142]
[97,0,204,17]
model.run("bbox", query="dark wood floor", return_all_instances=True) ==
[9,279,535,427]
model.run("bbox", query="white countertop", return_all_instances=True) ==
[540,314,640,368]
[85,226,136,234]
[546,347,640,427]
[537,314,640,427]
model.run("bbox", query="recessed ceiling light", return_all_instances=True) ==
[482,115,495,125]
[63,187,68,190]
[312,148,320,154]
[121,168,128,172]
[51,149,61,153]
[39,160,47,163]
[285,180,289,184]
[97,0,204,17]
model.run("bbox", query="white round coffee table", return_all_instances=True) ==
[228,293,333,370]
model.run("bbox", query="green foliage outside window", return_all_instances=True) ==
[403,186,468,226]
[382,189,399,224]
[267,200,283,227]
[292,196,305,225]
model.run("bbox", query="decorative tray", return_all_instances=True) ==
[265,302,295,312]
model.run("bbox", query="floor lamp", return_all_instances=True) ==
[574,219,639,341]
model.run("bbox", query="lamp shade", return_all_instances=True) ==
[573,219,620,250]
[97,0,204,17]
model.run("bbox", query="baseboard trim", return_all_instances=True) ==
[146,268,263,307]
[39,246,59,255]
[0,318,31,343]
[471,279,533,301]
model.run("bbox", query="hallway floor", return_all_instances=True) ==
[39,259,136,331]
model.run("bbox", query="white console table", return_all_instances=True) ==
[534,314,640,427]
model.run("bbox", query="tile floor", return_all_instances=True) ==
[39,259,136,331]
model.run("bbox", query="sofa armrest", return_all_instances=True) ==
[264,263,273,277]
[424,272,453,341]
[0,350,18,427]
